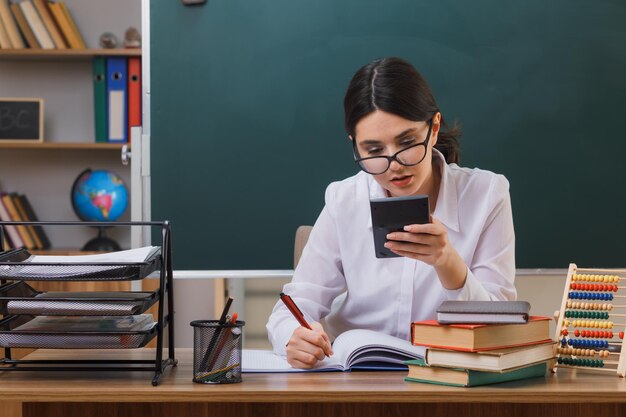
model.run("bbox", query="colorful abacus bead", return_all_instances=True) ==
[567,311,610,319]
[569,339,610,348]
[559,357,605,367]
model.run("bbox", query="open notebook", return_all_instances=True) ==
[243,329,425,372]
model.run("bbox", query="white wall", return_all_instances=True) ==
[516,273,567,337]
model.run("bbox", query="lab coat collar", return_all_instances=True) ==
[366,148,460,232]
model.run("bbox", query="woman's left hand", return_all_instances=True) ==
[384,217,468,289]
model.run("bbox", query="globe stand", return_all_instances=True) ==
[82,227,121,252]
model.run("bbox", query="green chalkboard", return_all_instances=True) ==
[151,0,626,269]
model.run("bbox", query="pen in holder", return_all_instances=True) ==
[190,319,245,384]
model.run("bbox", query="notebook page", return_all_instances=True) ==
[242,349,343,373]
[331,329,425,368]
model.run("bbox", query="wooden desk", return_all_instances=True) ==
[1,349,626,417]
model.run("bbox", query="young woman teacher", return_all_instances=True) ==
[267,57,516,369]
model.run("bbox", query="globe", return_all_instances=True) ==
[71,168,128,251]
[71,169,128,222]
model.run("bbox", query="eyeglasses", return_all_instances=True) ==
[352,120,433,175]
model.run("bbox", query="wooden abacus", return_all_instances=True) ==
[553,264,626,377]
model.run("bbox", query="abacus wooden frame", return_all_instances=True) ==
[552,263,626,377]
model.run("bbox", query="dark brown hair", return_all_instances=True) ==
[344,57,461,164]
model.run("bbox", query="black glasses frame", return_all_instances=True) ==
[352,119,433,175]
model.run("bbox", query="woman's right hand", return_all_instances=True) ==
[285,322,333,369]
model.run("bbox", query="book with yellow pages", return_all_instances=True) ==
[411,316,551,351]
[32,0,67,49]
[425,341,555,372]
[405,358,547,387]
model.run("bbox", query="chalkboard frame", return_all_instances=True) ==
[0,98,44,143]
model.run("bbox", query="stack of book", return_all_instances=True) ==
[0,0,86,50]
[0,191,51,251]
[406,301,554,387]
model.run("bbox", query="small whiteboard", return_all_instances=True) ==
[0,98,44,142]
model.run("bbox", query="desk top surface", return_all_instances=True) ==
[1,349,625,403]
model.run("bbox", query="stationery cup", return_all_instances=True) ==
[190,319,245,384]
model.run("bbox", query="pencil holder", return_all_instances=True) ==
[190,319,245,384]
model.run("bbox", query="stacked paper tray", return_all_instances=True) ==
[0,314,158,349]
[0,282,159,316]
[0,247,161,281]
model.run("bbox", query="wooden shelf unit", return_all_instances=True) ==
[0,142,127,150]
[0,2,141,253]
[0,49,141,61]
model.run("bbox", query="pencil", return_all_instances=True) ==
[199,296,233,371]
[207,312,239,370]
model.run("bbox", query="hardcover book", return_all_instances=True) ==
[1,193,35,250]
[424,341,555,372]
[437,300,531,324]
[16,194,51,249]
[11,193,42,250]
[32,0,66,49]
[0,0,25,49]
[0,0,25,48]
[20,0,55,49]
[0,195,24,248]
[404,358,547,387]
[10,3,40,48]
[411,316,551,352]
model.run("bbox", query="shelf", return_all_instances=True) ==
[0,247,162,282]
[0,49,141,61]
[0,142,127,150]
[0,282,159,317]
